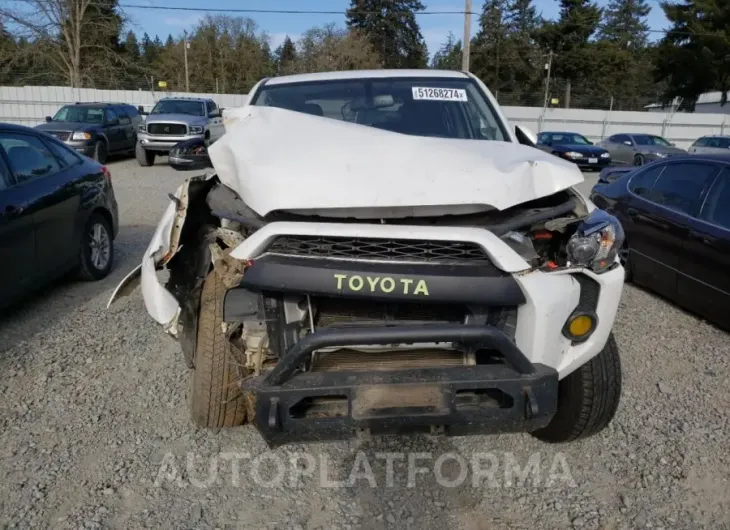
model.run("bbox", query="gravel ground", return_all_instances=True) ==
[1,157,729,530]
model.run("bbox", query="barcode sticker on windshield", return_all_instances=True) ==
[412,87,468,102]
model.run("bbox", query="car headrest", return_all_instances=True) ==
[301,103,324,117]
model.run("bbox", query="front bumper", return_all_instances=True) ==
[556,153,611,168]
[64,140,95,156]
[138,132,205,152]
[243,325,558,448]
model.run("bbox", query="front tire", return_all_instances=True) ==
[93,141,107,164]
[77,213,114,281]
[532,333,622,443]
[135,142,155,166]
[189,269,248,428]
[633,154,644,166]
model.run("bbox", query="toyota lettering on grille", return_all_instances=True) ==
[334,273,430,296]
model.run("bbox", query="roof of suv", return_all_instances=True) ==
[157,96,210,102]
[265,69,470,86]
[69,102,133,107]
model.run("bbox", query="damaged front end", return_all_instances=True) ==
[108,171,626,447]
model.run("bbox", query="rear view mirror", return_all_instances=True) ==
[168,138,213,171]
[515,125,537,147]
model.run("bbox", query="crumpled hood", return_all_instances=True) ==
[208,106,585,218]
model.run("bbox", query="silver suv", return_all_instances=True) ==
[135,97,226,166]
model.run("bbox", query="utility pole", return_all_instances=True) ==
[183,30,190,92]
[542,50,554,111]
[462,0,471,71]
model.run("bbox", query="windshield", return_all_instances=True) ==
[547,133,590,145]
[52,106,104,124]
[150,100,205,116]
[251,77,508,141]
[634,135,671,147]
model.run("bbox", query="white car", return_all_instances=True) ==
[109,69,625,448]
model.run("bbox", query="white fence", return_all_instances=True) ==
[3,85,730,149]
[0,85,249,126]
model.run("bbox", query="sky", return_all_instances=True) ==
[126,0,671,56]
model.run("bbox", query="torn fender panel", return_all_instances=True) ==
[107,175,211,325]
[106,263,142,309]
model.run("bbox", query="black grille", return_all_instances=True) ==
[315,298,465,328]
[46,131,71,141]
[147,123,187,135]
[266,235,490,263]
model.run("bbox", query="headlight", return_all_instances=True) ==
[564,151,583,159]
[653,152,667,158]
[138,123,146,132]
[566,209,625,273]
[600,152,610,158]
[72,131,91,140]
[190,125,204,134]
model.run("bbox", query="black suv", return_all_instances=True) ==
[35,102,144,163]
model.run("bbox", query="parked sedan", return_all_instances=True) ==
[535,131,611,170]
[0,123,118,310]
[589,154,730,329]
[597,133,686,166]
[35,102,143,163]
[688,135,730,154]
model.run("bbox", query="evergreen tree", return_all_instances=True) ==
[346,0,427,68]
[504,0,543,104]
[599,0,651,49]
[654,0,730,110]
[538,0,602,106]
[123,31,141,61]
[275,36,297,74]
[470,0,511,94]
[430,33,462,70]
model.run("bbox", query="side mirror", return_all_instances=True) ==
[543,140,552,146]
[45,116,52,122]
[515,125,537,147]
[168,138,213,171]
[669,141,676,146]
[137,105,148,115]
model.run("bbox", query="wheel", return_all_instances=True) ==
[93,141,107,164]
[189,269,248,428]
[532,333,622,443]
[77,213,113,281]
[135,142,155,166]
[618,242,632,282]
[633,154,644,166]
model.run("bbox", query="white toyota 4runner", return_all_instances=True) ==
[109,70,625,448]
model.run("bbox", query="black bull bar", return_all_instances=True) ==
[241,325,559,448]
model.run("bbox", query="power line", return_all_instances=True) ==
[1,0,727,39]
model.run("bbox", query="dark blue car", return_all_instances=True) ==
[0,123,119,309]
[590,154,730,330]
[536,131,611,170]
